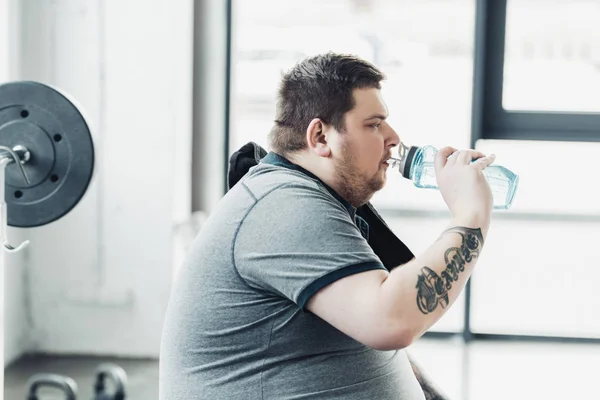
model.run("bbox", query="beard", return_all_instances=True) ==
[333,143,386,208]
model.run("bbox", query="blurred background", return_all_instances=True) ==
[1,0,600,398]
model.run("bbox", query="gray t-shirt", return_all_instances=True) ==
[159,153,425,399]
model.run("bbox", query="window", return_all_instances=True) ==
[469,0,600,339]
[228,0,600,340]
[503,0,600,113]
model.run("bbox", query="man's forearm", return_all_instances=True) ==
[380,221,486,342]
[408,354,449,400]
[415,225,484,316]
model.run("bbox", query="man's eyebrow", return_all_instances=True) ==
[363,114,388,121]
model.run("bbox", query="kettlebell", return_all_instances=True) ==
[26,373,78,400]
[93,363,127,400]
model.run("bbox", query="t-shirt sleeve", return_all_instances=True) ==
[234,182,386,309]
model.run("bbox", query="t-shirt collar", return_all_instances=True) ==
[261,152,356,216]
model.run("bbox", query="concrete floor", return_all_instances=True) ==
[5,354,158,399]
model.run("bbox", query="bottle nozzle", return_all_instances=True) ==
[387,157,402,169]
[386,143,411,169]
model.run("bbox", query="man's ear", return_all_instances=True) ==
[306,118,331,157]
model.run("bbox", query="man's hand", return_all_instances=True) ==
[434,147,494,233]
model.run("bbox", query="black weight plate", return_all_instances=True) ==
[0,81,94,227]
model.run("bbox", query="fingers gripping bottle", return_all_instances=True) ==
[388,144,519,210]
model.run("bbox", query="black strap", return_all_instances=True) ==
[227,141,268,190]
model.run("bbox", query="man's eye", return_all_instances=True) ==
[370,123,381,129]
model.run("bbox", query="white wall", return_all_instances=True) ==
[1,0,33,368]
[3,0,194,361]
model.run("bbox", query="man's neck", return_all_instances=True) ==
[268,151,356,213]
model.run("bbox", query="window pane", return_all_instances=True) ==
[471,139,600,338]
[475,139,600,217]
[471,217,600,339]
[503,1,600,113]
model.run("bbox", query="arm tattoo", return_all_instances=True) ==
[416,226,484,315]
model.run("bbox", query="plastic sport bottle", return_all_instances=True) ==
[388,144,519,210]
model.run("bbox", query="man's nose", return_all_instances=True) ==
[385,124,400,148]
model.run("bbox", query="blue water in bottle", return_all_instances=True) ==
[390,145,519,210]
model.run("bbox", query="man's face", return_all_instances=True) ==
[330,87,400,207]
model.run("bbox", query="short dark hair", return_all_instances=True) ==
[268,52,385,156]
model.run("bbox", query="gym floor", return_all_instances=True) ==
[5,337,599,399]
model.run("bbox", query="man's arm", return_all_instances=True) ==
[306,220,487,350]
[306,148,494,350]
[408,353,450,400]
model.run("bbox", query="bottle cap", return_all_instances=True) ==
[390,143,420,179]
